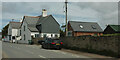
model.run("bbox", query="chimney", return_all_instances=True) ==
[42,9,47,17]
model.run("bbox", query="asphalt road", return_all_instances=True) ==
[2,42,108,60]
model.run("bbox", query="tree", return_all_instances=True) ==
[2,24,9,38]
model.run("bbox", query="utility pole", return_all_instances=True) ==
[65,0,68,36]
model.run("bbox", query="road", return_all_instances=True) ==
[2,42,114,60]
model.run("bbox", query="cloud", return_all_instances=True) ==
[69,2,118,29]
[2,2,118,31]
[1,0,119,2]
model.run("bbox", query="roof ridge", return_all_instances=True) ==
[24,15,52,18]
[69,21,97,23]
[24,16,40,18]
[10,21,22,23]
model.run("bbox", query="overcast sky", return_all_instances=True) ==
[0,0,119,32]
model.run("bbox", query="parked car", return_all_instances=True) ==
[42,38,63,50]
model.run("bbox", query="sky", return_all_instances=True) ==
[0,0,120,32]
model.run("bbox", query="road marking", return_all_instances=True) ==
[38,55,46,58]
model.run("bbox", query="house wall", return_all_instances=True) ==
[31,32,39,38]
[12,29,18,36]
[19,20,31,44]
[74,32,103,36]
[40,33,60,38]
[8,24,12,36]
[8,24,12,41]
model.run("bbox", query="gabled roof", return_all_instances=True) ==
[22,15,59,32]
[23,16,41,32]
[36,15,60,26]
[36,15,50,25]
[69,21,103,32]
[9,22,21,29]
[27,24,38,32]
[108,25,120,32]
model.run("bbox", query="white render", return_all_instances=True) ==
[40,33,60,38]
[31,32,39,38]
[8,23,21,42]
[42,9,47,17]
[19,20,39,44]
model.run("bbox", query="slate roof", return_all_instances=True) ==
[23,15,59,32]
[69,21,103,32]
[23,16,40,32]
[36,15,50,25]
[9,22,21,29]
[109,25,120,32]
[27,24,38,32]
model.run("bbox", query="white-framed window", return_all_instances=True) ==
[35,34,39,38]
[79,25,83,28]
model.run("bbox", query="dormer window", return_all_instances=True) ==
[79,25,83,28]
[91,25,96,29]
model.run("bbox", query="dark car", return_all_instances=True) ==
[42,38,63,50]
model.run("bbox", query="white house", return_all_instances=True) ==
[19,9,60,44]
[36,9,60,38]
[19,16,39,44]
[8,22,21,43]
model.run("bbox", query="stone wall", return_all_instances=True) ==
[60,36,120,57]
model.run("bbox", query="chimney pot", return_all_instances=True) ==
[42,9,47,17]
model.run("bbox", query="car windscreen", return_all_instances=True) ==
[50,39,61,43]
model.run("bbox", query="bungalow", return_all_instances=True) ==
[8,22,21,43]
[68,21,103,36]
[103,25,120,34]
[19,9,60,44]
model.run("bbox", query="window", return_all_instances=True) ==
[12,36,15,39]
[79,25,83,28]
[24,26,25,31]
[43,34,47,38]
[35,34,39,38]
[24,34,25,40]
[91,25,96,29]
[55,34,58,38]
[51,34,53,37]
[20,30,21,36]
